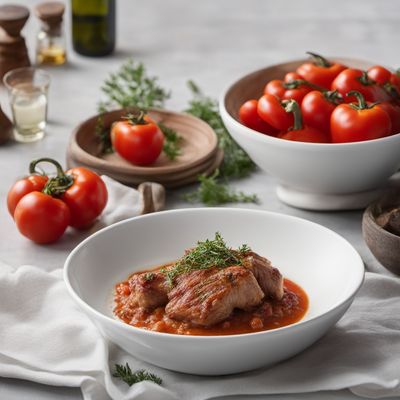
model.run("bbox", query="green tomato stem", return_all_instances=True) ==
[29,158,74,197]
[306,51,331,68]
[283,99,303,131]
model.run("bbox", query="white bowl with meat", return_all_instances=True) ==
[64,208,364,375]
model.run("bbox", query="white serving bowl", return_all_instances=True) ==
[219,58,400,209]
[64,208,364,375]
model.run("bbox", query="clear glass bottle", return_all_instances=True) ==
[35,2,67,65]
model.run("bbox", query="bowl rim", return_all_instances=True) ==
[219,58,400,148]
[64,208,365,340]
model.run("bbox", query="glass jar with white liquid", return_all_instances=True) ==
[3,67,50,143]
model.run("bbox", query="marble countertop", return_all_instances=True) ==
[0,0,398,398]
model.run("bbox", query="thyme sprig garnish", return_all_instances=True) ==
[113,363,162,386]
[185,80,256,179]
[163,232,251,286]
[159,122,182,160]
[98,59,170,112]
[183,169,259,206]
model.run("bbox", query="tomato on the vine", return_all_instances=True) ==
[331,68,390,103]
[239,99,277,135]
[278,100,329,143]
[111,112,164,166]
[301,90,342,134]
[8,158,108,243]
[257,94,294,131]
[330,91,392,143]
[296,52,347,89]
[284,72,302,83]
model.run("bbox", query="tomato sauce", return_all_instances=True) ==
[114,266,308,336]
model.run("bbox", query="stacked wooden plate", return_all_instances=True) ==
[67,108,223,188]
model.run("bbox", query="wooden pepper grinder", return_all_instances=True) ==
[0,103,12,144]
[0,4,31,82]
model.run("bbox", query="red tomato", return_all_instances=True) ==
[378,102,400,134]
[239,99,278,135]
[296,52,347,89]
[264,80,285,98]
[62,167,108,229]
[390,70,400,91]
[301,90,342,133]
[331,91,392,143]
[331,68,390,103]
[264,79,312,104]
[14,192,70,244]
[284,72,302,83]
[367,65,392,85]
[257,94,294,131]
[112,113,164,166]
[279,127,329,143]
[278,99,329,143]
[7,174,48,217]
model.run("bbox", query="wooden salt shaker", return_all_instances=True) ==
[0,5,31,82]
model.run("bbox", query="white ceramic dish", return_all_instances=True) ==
[219,58,400,210]
[64,208,364,375]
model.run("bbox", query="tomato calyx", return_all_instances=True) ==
[121,110,148,126]
[323,90,343,105]
[383,82,400,100]
[283,99,303,131]
[356,71,375,86]
[347,90,377,111]
[30,158,74,197]
[283,79,324,91]
[306,51,331,68]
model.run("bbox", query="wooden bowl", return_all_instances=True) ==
[68,108,218,177]
[362,189,400,275]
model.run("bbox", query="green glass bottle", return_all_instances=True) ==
[71,0,115,57]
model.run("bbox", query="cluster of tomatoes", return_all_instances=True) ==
[7,158,108,244]
[239,52,400,143]
[111,111,164,165]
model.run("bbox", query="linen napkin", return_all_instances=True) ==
[1,267,400,400]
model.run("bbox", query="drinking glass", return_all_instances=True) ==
[3,67,50,143]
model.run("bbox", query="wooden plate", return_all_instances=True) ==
[68,108,218,177]
[66,148,224,189]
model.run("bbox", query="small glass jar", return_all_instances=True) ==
[35,2,67,66]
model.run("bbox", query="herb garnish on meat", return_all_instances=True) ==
[162,232,251,286]
[113,363,162,386]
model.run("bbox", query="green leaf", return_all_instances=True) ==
[113,363,162,386]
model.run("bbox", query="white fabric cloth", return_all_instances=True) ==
[1,178,400,399]
[0,268,399,400]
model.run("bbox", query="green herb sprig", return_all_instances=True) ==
[185,80,256,179]
[163,232,251,286]
[98,59,170,112]
[159,123,182,160]
[184,170,259,206]
[113,363,162,386]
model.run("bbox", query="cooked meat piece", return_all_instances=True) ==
[127,271,169,310]
[242,252,284,300]
[165,266,264,327]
